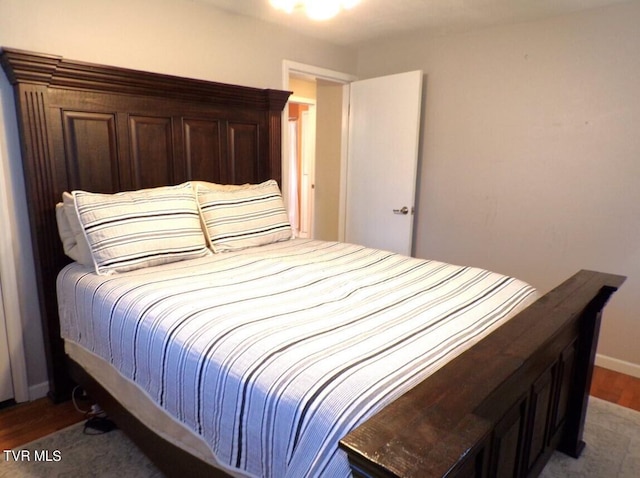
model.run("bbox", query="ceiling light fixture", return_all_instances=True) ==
[269,0,360,21]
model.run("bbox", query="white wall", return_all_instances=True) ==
[0,0,356,393]
[356,2,640,372]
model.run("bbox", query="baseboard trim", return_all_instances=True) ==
[28,381,49,401]
[596,354,640,379]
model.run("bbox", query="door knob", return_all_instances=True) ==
[393,206,409,215]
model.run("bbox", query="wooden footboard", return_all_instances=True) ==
[339,270,625,478]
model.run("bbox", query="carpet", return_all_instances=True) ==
[0,420,163,477]
[1,397,638,477]
[540,397,640,478]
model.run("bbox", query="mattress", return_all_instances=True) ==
[57,239,537,478]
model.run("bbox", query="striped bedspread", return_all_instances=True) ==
[57,239,537,478]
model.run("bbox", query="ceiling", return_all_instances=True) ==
[195,0,633,46]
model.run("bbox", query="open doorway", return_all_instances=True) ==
[284,64,424,256]
[282,61,356,242]
[287,79,316,238]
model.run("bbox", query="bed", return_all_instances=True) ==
[1,48,625,478]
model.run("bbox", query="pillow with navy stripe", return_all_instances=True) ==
[73,183,210,275]
[197,180,292,252]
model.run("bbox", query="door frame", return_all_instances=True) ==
[282,60,357,241]
[0,136,29,403]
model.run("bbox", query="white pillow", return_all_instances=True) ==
[190,181,249,192]
[55,192,94,266]
[55,202,78,261]
[197,179,292,252]
[73,183,210,274]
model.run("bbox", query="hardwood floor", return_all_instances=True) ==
[590,365,640,411]
[1,366,639,451]
[0,393,87,450]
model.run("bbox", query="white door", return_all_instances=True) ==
[345,70,423,256]
[0,281,14,403]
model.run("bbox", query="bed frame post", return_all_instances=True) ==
[558,285,613,458]
[15,80,77,402]
[0,49,75,402]
[265,89,291,185]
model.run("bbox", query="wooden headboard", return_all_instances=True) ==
[0,48,291,401]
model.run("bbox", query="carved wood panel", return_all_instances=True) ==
[129,115,175,189]
[550,341,577,443]
[228,122,259,184]
[525,366,555,472]
[183,118,223,182]
[453,445,488,478]
[490,398,527,478]
[62,111,119,193]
